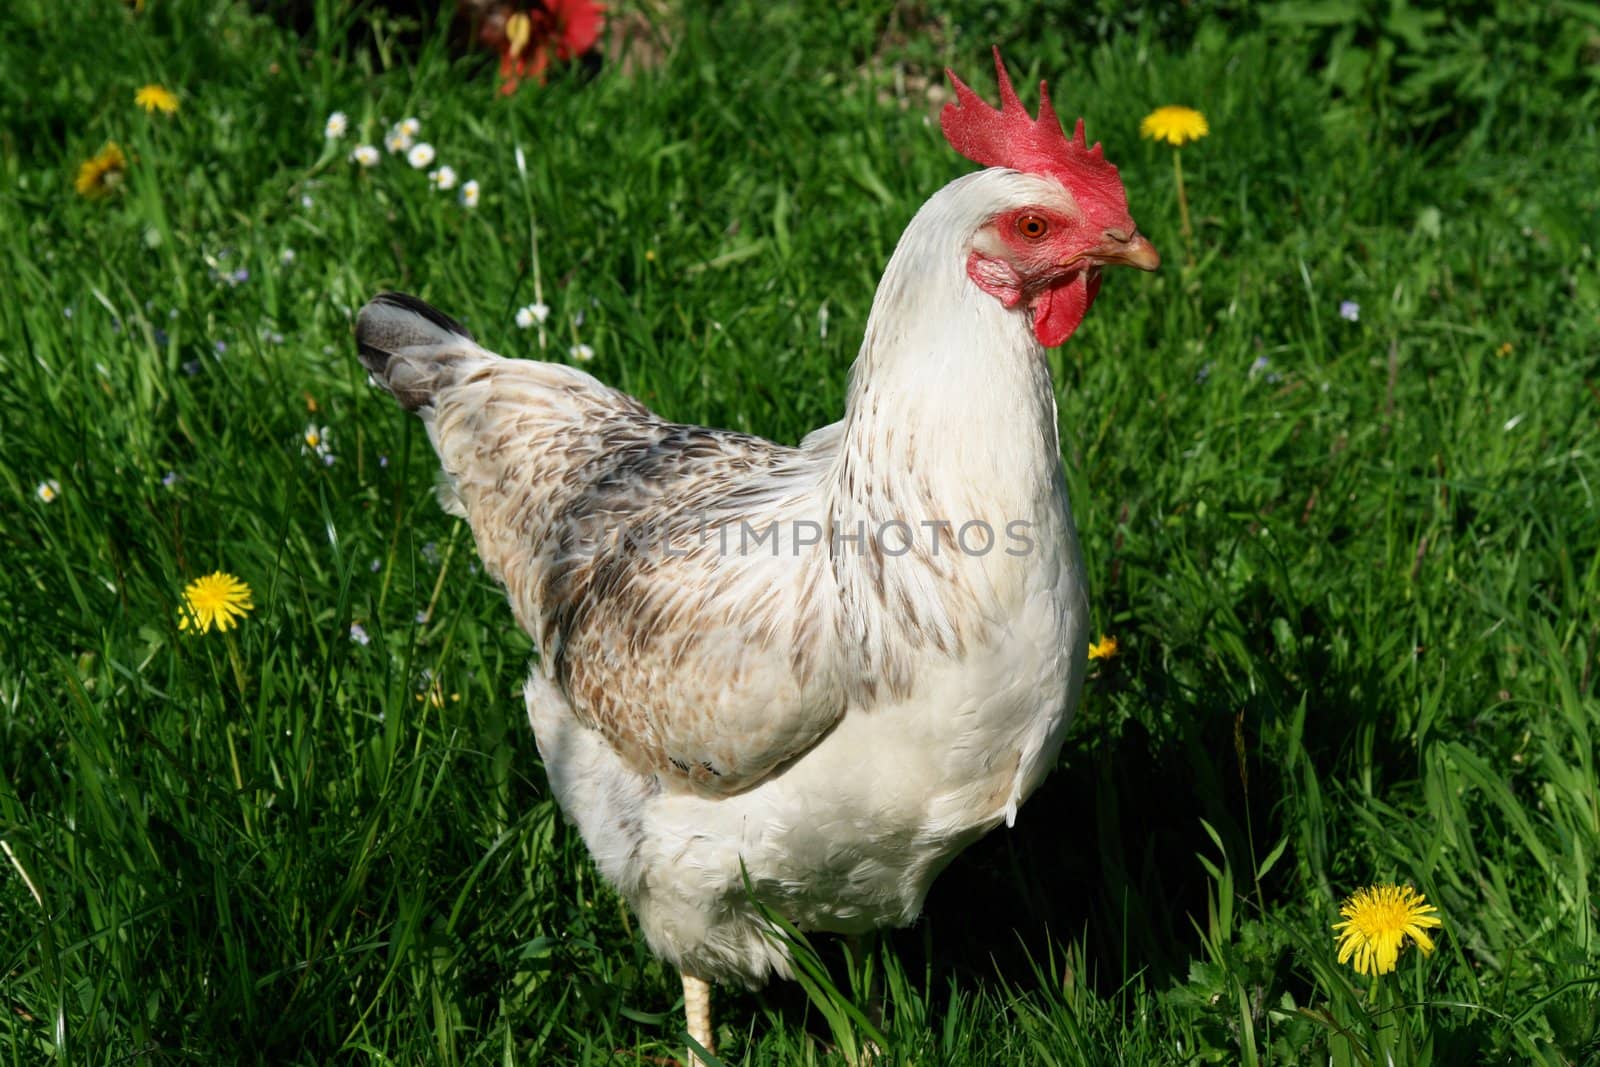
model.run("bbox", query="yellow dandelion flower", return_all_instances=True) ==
[75,142,128,198]
[179,571,255,634]
[1140,106,1209,147]
[1332,884,1442,976]
[134,84,179,115]
[1087,634,1118,661]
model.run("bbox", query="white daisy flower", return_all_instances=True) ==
[528,301,550,324]
[399,117,421,138]
[459,179,480,208]
[570,343,595,362]
[302,424,332,458]
[36,479,61,503]
[406,142,436,169]
[428,165,457,191]
[385,123,415,154]
[515,306,536,329]
[324,111,349,139]
[350,144,380,168]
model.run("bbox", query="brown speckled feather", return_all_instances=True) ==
[357,294,847,794]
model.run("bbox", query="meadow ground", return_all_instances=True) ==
[2,1,1598,1063]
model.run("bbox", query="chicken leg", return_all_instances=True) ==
[683,972,714,1065]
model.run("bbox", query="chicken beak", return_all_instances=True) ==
[1094,230,1161,272]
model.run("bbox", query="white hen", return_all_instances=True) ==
[354,49,1157,1060]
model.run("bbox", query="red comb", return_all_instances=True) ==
[941,47,1121,195]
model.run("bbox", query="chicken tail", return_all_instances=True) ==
[356,291,486,411]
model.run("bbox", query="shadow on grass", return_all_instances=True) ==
[714,599,1411,1048]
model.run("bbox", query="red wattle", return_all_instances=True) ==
[1033,271,1101,347]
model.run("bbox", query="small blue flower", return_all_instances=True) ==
[349,622,370,646]
[1339,300,1360,322]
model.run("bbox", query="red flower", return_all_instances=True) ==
[482,0,605,96]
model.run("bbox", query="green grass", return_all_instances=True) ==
[3,0,1598,1063]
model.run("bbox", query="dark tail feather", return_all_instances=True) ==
[356,292,481,411]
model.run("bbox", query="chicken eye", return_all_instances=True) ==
[1016,214,1049,240]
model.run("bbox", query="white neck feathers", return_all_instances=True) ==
[825,170,1075,692]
